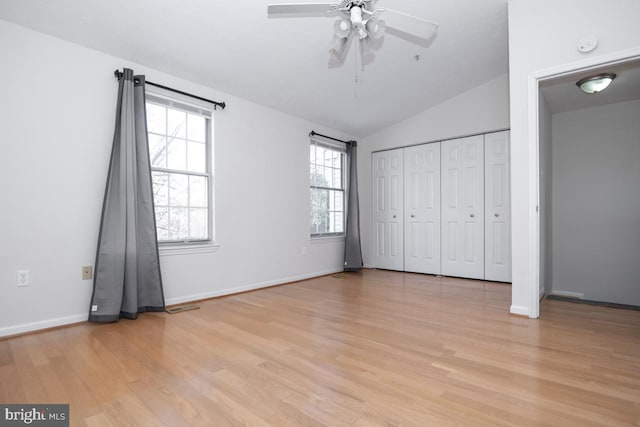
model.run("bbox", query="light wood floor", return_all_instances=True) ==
[1,269,639,426]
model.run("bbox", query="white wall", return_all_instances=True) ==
[551,99,640,306]
[507,0,640,316]
[539,96,553,297]
[0,20,352,336]
[359,75,510,267]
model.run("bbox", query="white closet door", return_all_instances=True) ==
[372,149,404,271]
[485,131,511,282]
[404,143,441,275]
[441,136,485,279]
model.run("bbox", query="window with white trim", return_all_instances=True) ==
[145,92,213,244]
[310,138,346,237]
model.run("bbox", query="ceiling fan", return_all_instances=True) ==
[267,1,439,65]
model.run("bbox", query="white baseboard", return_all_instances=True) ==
[0,268,344,338]
[164,268,343,306]
[551,290,584,299]
[0,313,87,338]
[510,305,530,317]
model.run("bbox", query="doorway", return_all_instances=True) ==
[533,51,640,314]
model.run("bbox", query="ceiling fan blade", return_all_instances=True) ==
[360,38,376,66]
[267,3,336,16]
[381,8,438,40]
[329,32,354,66]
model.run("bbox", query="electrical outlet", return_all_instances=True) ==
[17,270,30,287]
[82,266,93,280]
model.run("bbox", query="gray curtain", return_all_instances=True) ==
[89,68,165,322]
[344,142,363,271]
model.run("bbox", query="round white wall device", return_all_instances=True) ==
[577,35,598,53]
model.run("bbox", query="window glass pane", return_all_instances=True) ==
[318,212,328,234]
[326,150,336,167]
[167,138,187,170]
[189,208,208,239]
[333,190,344,212]
[311,188,328,234]
[146,103,166,134]
[167,108,186,138]
[310,165,321,186]
[155,207,169,241]
[333,212,343,233]
[189,176,207,207]
[333,168,342,188]
[320,148,330,167]
[332,153,341,169]
[187,114,206,142]
[169,173,188,206]
[323,167,333,188]
[168,207,189,240]
[148,135,166,168]
[152,172,169,206]
[187,141,206,173]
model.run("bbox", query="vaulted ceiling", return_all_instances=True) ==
[0,0,509,137]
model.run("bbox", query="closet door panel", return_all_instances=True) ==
[404,143,441,274]
[441,136,484,279]
[462,137,485,279]
[372,149,404,271]
[485,131,511,282]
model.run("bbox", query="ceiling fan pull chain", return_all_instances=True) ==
[354,38,361,86]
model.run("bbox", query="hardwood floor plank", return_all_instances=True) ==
[1,269,639,426]
[0,340,15,367]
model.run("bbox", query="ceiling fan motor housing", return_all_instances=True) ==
[350,6,364,26]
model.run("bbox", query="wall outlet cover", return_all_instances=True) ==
[17,270,30,287]
[82,266,93,280]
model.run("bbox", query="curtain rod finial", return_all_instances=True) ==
[114,70,123,80]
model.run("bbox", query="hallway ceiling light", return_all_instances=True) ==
[576,73,616,94]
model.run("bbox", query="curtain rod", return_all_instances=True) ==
[309,130,356,146]
[114,70,226,110]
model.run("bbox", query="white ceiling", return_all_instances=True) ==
[0,0,509,137]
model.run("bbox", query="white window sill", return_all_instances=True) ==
[159,243,220,256]
[310,235,346,244]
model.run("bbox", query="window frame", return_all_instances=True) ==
[310,137,348,238]
[145,88,215,247]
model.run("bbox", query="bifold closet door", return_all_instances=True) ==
[404,143,441,275]
[441,135,485,279]
[485,131,511,282]
[372,149,404,271]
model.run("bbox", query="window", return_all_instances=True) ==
[145,92,213,244]
[310,138,346,236]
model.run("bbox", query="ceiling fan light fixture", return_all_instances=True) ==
[365,19,386,39]
[576,73,616,94]
[334,18,352,38]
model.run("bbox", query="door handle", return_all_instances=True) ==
[410,214,415,218]
[470,213,475,218]
[495,213,500,218]
[392,215,396,219]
